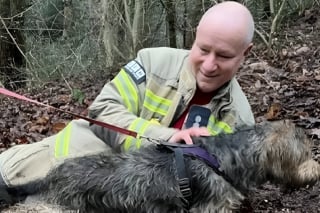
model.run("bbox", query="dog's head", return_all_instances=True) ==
[263,120,320,188]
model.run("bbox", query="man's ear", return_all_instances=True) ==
[243,43,253,56]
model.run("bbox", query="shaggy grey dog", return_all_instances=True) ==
[9,120,320,213]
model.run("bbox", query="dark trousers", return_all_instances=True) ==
[0,173,13,205]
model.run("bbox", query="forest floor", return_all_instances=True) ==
[1,8,320,213]
[237,8,320,213]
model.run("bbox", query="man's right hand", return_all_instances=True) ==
[168,127,210,145]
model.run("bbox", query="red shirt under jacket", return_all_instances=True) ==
[172,89,214,129]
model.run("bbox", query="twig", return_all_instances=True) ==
[0,15,31,66]
[0,27,63,31]
[1,4,35,20]
[61,73,73,93]
[254,28,269,47]
[268,0,287,56]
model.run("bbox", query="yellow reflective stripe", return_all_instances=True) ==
[113,69,139,114]
[123,118,149,151]
[54,123,72,158]
[207,115,233,135]
[143,89,171,116]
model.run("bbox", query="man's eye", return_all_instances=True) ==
[218,54,233,59]
[200,48,209,53]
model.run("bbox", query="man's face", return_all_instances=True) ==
[189,25,251,93]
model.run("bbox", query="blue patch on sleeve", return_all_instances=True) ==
[123,60,146,84]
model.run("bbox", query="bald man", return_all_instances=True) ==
[0,1,255,202]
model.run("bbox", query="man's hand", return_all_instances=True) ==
[169,127,210,144]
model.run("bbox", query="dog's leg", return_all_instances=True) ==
[296,159,320,186]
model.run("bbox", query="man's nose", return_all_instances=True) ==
[202,55,217,71]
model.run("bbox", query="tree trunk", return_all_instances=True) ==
[164,0,177,47]
[0,0,26,89]
[175,0,186,48]
[102,0,125,67]
[184,0,209,48]
[62,0,73,39]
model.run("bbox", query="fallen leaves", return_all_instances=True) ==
[311,128,320,139]
[0,79,105,151]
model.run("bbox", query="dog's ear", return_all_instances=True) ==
[296,159,320,186]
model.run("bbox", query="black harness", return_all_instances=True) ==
[157,141,233,212]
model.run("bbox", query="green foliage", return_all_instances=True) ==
[24,0,64,39]
[286,0,316,15]
[242,0,318,21]
[71,88,85,104]
[23,0,106,86]
[9,0,320,88]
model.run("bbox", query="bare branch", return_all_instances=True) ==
[268,0,287,56]
[254,28,269,47]
[0,15,31,66]
[1,4,35,20]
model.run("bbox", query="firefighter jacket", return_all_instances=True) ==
[88,47,255,152]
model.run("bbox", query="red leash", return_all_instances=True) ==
[0,88,138,138]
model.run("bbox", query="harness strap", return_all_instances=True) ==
[157,142,234,212]
[173,148,192,210]
[182,146,234,186]
[181,147,220,168]
[157,144,192,212]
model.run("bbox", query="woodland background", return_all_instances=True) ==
[0,0,317,88]
[0,0,320,212]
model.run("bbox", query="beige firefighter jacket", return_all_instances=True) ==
[89,47,255,151]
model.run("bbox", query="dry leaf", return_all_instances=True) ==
[248,62,269,71]
[35,116,50,125]
[281,48,288,57]
[29,125,49,134]
[16,136,29,145]
[265,103,282,120]
[295,75,310,82]
[310,129,320,138]
[52,122,67,133]
[296,46,310,55]
[294,111,309,118]
[255,80,262,88]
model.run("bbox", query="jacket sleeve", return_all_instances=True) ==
[220,78,255,130]
[88,49,178,152]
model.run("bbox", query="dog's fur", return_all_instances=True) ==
[9,120,320,213]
